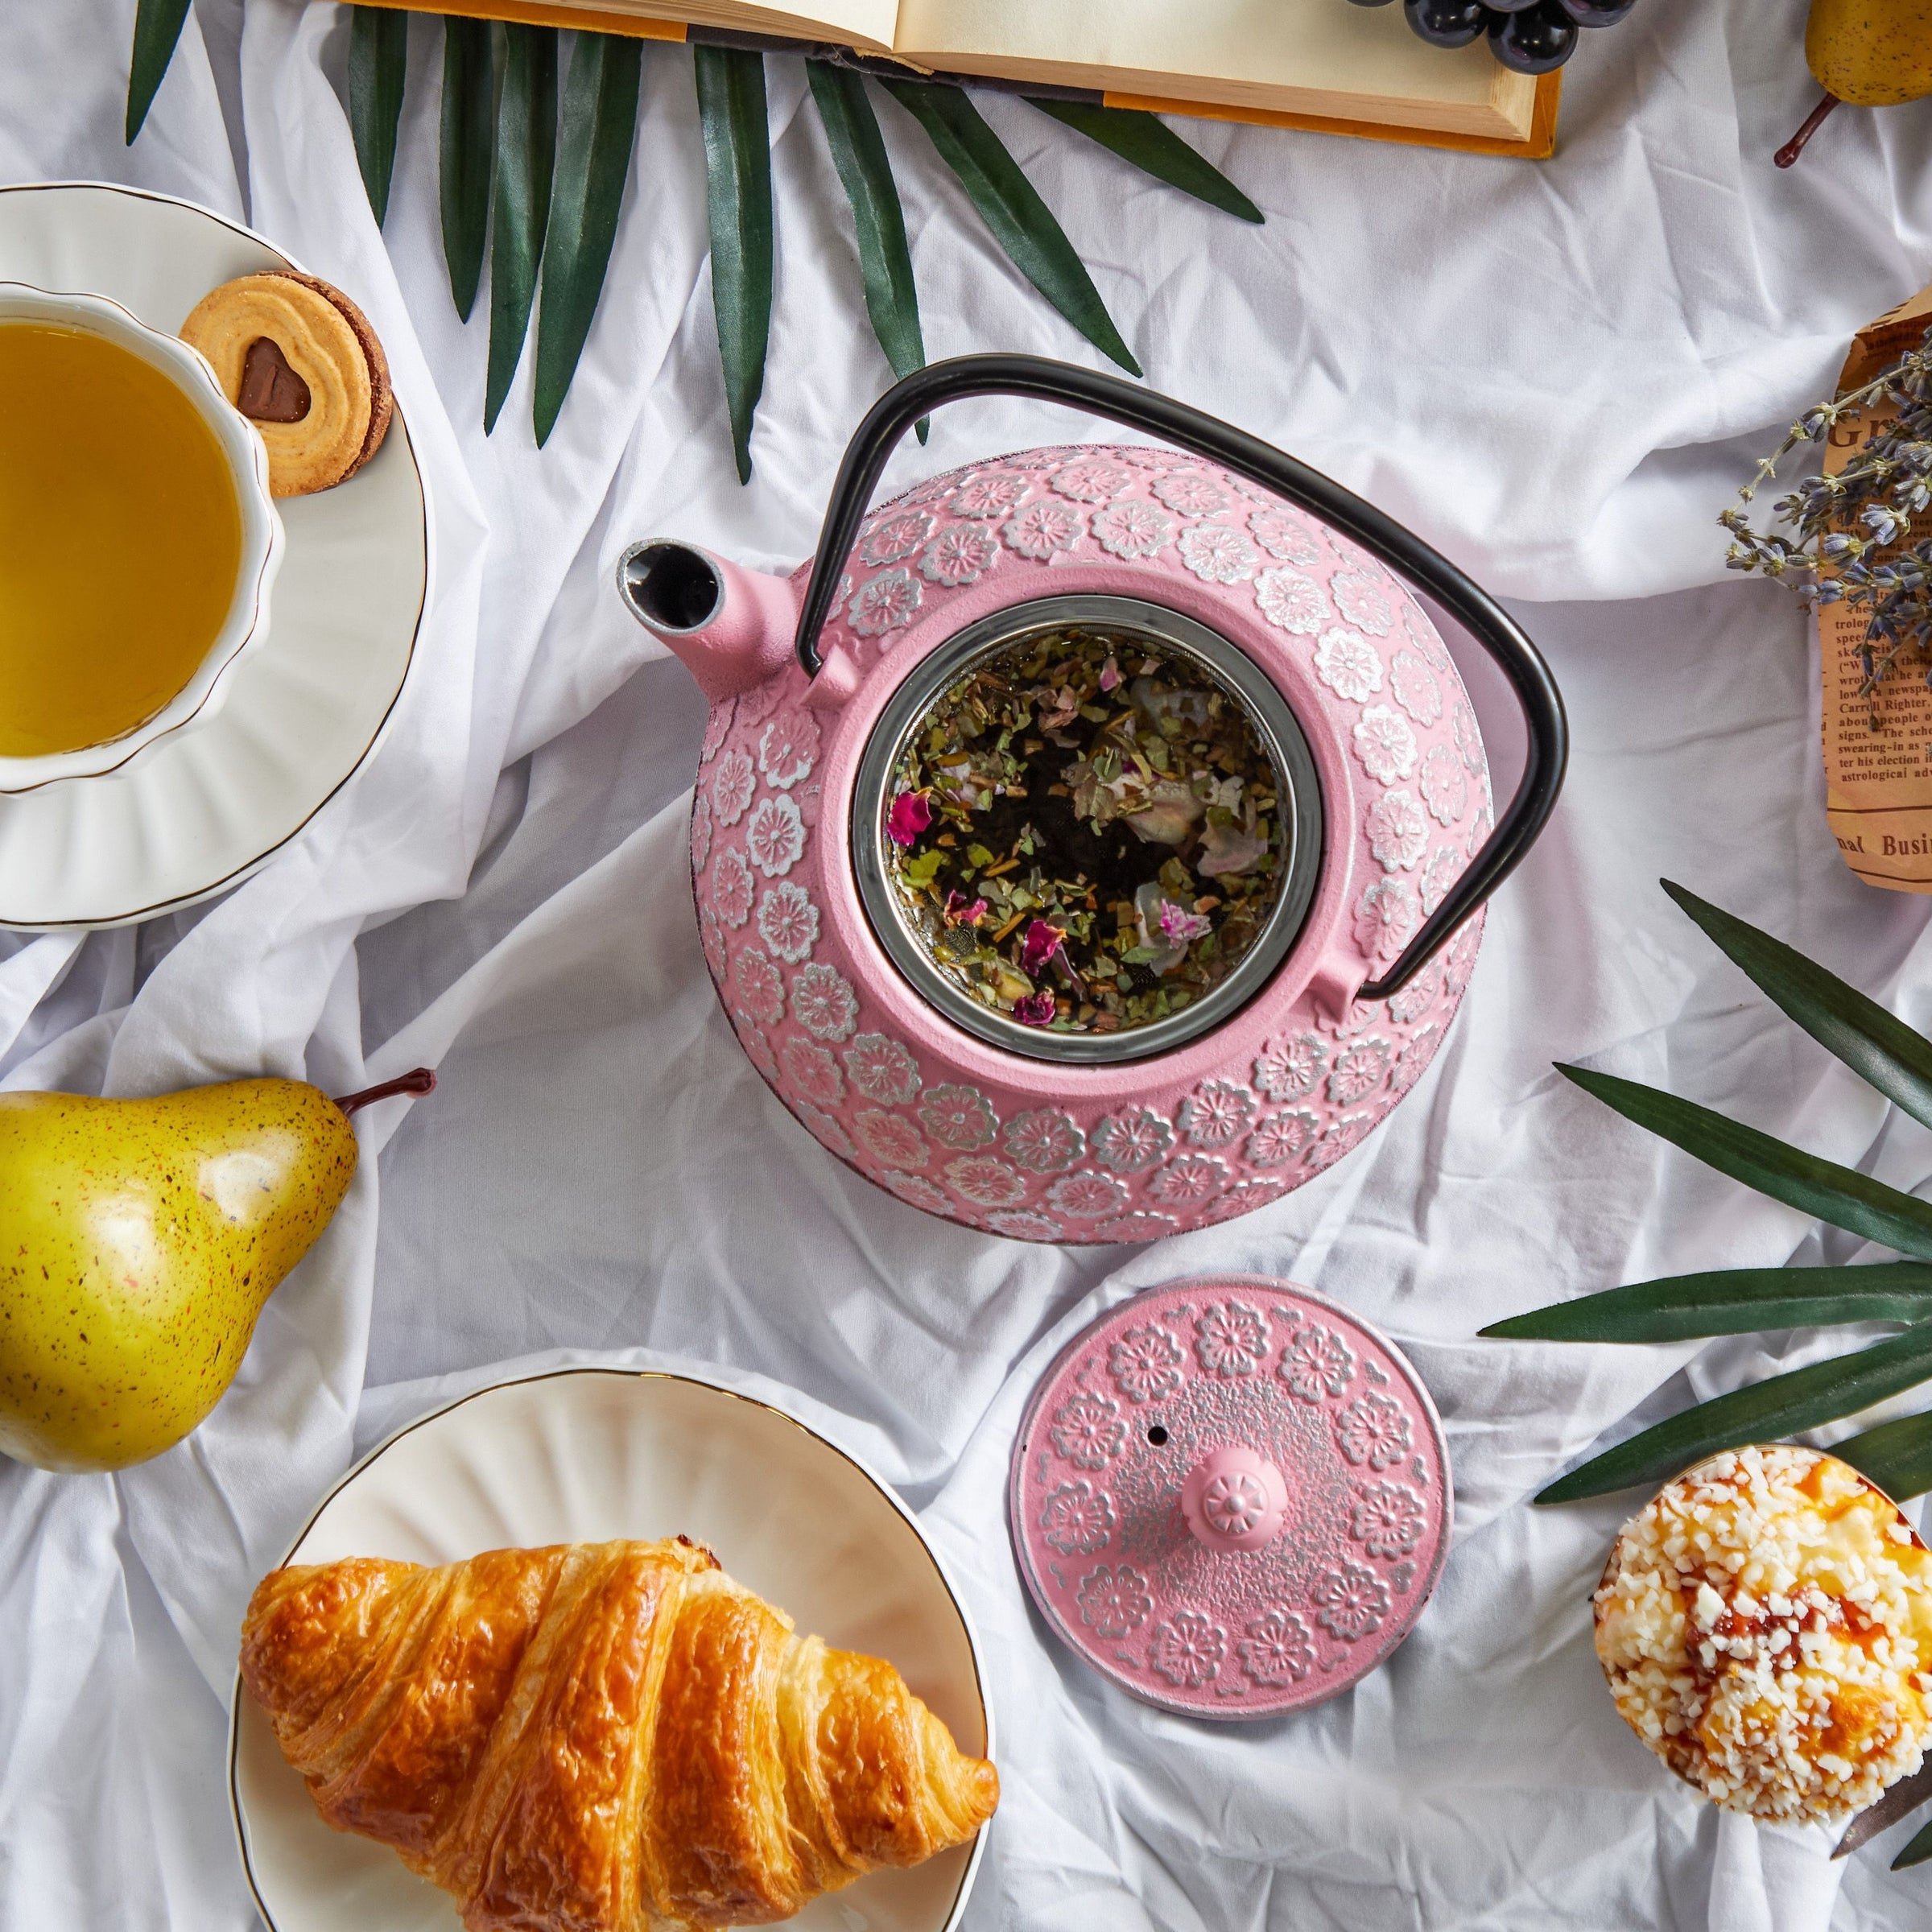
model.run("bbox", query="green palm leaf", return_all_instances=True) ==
[883,80,1140,377]
[1835,1761,1932,1860]
[1898,1817,1932,1869]
[484,23,557,434]
[696,46,774,483]
[1534,1320,1932,1504]
[1558,1063,1932,1261]
[1836,1407,1932,1501]
[439,19,494,321]
[806,63,925,387]
[1026,100,1262,223]
[533,31,642,446]
[349,6,411,226]
[1663,879,1932,1134]
[126,0,192,144]
[1481,1262,1932,1343]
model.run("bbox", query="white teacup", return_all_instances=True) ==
[0,282,283,794]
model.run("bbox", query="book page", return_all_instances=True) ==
[543,0,900,51]
[893,0,1509,126]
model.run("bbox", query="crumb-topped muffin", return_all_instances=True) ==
[1595,1445,1932,1823]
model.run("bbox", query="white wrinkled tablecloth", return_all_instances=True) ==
[3,2,1932,1925]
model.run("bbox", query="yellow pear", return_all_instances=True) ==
[1779,0,1932,163]
[0,1068,431,1474]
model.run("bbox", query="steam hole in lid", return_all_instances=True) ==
[625,543,722,633]
[1147,1425,1168,1446]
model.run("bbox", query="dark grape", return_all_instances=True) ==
[1403,0,1488,48]
[1555,0,1635,20]
[1488,0,1579,70]
[1483,0,1545,12]
[1344,0,1398,7]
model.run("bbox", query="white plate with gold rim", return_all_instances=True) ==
[0,182,427,928]
[228,1367,995,1932]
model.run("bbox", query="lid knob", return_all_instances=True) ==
[1180,1443,1288,1554]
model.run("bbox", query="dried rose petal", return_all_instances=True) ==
[1013,991,1058,1026]
[1021,919,1065,974]
[944,890,988,926]
[1158,901,1212,947]
[1099,655,1121,692]
[887,789,934,846]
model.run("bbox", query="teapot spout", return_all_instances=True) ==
[615,540,800,704]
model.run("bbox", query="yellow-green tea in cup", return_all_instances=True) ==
[0,322,242,759]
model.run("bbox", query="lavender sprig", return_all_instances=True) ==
[1721,326,1932,693]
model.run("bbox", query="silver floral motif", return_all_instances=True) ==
[733,947,784,1026]
[1443,920,1481,997]
[712,846,753,927]
[1330,570,1394,636]
[690,791,712,870]
[918,1083,997,1151]
[712,748,755,826]
[1092,498,1173,559]
[1177,522,1257,584]
[1248,506,1323,565]
[1075,1563,1151,1637]
[952,471,1028,518]
[1403,601,1453,671]
[1281,1323,1356,1402]
[988,1208,1063,1241]
[796,1101,855,1160]
[944,1154,1027,1208]
[755,881,818,963]
[1040,1480,1114,1556]
[755,709,819,791]
[1314,628,1384,703]
[700,696,735,762]
[1311,1559,1390,1641]
[881,1170,948,1213]
[1327,1038,1392,1106]
[919,522,1001,587]
[1391,1022,1443,1094]
[780,1036,843,1108]
[1049,456,1134,502]
[1001,1108,1084,1173]
[1388,650,1443,727]
[1314,1111,1377,1169]
[1353,877,1418,962]
[847,568,922,638]
[1419,743,1469,827]
[1090,1106,1174,1172]
[1364,788,1428,872]
[1350,1480,1426,1558]
[1253,566,1328,635]
[1451,699,1484,773]
[859,510,933,566]
[1194,1300,1269,1377]
[735,675,788,729]
[1091,1211,1179,1242]
[791,963,859,1042]
[745,793,806,878]
[736,1018,778,1080]
[842,1031,920,1104]
[1046,1169,1129,1220]
[1238,1607,1317,1686]
[1002,501,1084,559]
[1215,1174,1293,1219]
[1245,1108,1319,1169]
[1385,960,1441,1024]
[1336,1390,1413,1470]
[1352,705,1418,784]
[1149,1153,1228,1203]
[699,902,728,978]
[1151,470,1228,517]
[1050,1390,1126,1470]
[1420,844,1461,917]
[1108,1322,1186,1404]
[1147,1609,1225,1686]
[1253,1033,1324,1100]
[854,1108,930,1170]
[1176,1079,1254,1148]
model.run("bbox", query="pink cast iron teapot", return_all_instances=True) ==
[619,356,1566,1245]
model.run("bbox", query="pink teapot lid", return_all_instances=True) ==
[1009,1273,1451,1718]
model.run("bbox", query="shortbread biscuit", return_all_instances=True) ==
[180,270,392,496]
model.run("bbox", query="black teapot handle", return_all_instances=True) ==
[794,353,1566,1002]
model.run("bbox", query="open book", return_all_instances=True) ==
[369,0,1559,155]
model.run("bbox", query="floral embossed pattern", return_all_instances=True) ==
[690,446,1489,1245]
[1013,1279,1448,1716]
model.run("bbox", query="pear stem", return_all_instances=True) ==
[1776,93,1839,168]
[334,1067,438,1117]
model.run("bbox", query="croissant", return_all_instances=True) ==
[240,1537,998,1930]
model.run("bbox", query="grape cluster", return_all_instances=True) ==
[1349,0,1635,76]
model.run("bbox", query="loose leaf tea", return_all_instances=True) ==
[884,625,1286,1036]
